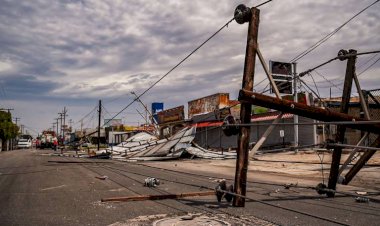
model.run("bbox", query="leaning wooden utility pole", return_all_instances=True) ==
[62,107,67,145]
[233,5,260,207]
[98,100,102,151]
[327,49,357,196]
[343,135,380,185]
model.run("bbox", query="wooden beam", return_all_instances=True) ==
[101,191,215,202]
[238,90,380,134]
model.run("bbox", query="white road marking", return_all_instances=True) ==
[40,185,66,191]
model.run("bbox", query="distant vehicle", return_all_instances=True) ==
[17,138,32,149]
[37,130,57,149]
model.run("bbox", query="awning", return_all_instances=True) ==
[252,113,293,122]
[193,122,223,128]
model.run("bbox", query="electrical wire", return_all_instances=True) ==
[88,1,277,128]
[308,73,321,98]
[290,0,380,63]
[298,77,323,101]
[106,17,236,127]
[298,50,380,77]
[357,53,379,69]
[86,160,352,225]
[255,0,274,8]
[73,105,98,127]
[303,52,379,98]
[357,55,380,77]
[316,151,325,184]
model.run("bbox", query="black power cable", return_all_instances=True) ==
[290,0,380,63]
[105,1,275,128]
[106,17,235,127]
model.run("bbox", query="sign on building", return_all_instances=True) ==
[188,93,230,119]
[156,105,185,124]
[151,102,164,123]
[270,61,293,94]
[151,102,164,114]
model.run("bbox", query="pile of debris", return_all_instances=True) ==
[107,127,236,161]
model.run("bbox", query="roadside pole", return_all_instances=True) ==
[327,49,357,196]
[98,100,101,151]
[293,62,298,150]
[233,5,260,207]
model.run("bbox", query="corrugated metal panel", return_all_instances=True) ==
[298,116,316,146]
[194,114,317,149]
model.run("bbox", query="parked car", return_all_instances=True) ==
[17,139,32,149]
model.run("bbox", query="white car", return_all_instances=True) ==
[17,139,32,149]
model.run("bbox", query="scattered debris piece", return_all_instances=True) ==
[40,185,66,191]
[180,215,194,220]
[92,201,115,209]
[89,152,111,159]
[107,127,237,161]
[284,182,298,189]
[108,214,168,226]
[355,197,370,203]
[356,191,368,195]
[95,175,109,180]
[205,204,220,208]
[144,177,160,187]
[215,179,234,203]
[48,160,112,164]
[215,180,227,202]
[315,183,328,195]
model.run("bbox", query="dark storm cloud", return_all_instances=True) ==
[0,73,58,99]
[0,0,379,133]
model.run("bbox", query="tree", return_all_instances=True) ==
[0,111,19,151]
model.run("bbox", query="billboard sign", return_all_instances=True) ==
[270,61,293,94]
[156,105,185,124]
[151,102,164,114]
[188,93,229,119]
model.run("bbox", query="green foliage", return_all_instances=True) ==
[0,111,19,141]
[252,106,268,114]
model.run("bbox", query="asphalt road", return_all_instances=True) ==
[0,149,379,226]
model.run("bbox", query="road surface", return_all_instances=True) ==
[0,149,379,225]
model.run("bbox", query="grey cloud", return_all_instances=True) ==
[0,73,58,99]
[0,0,379,133]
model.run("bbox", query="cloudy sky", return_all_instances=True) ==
[0,0,379,136]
